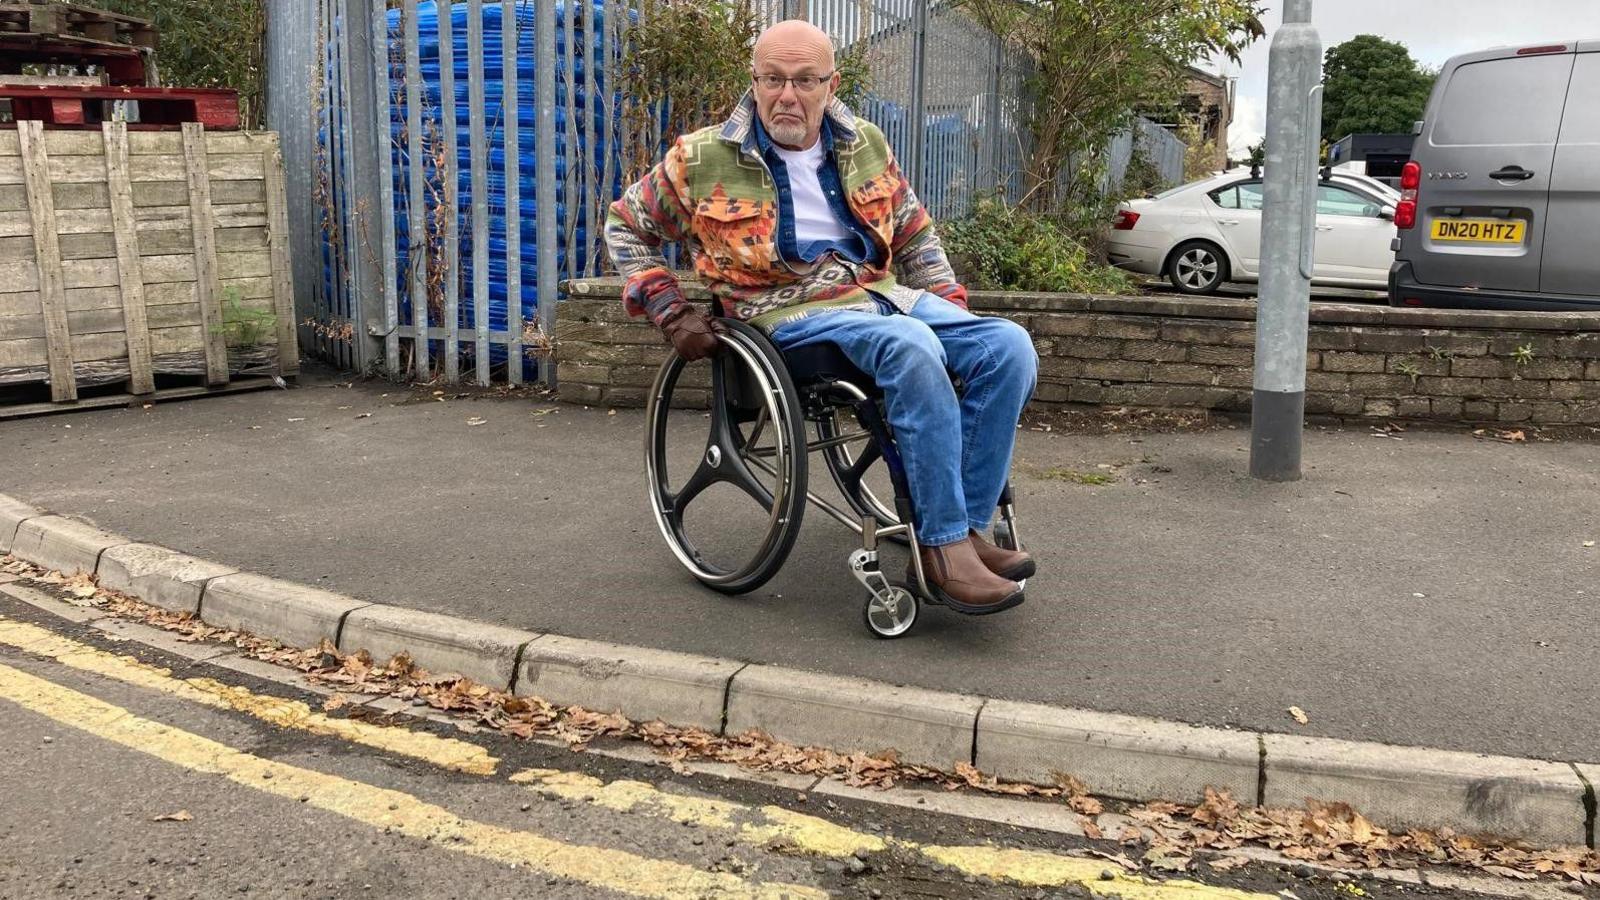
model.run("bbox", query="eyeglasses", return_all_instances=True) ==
[751,72,835,94]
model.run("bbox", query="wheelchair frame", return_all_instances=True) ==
[644,317,1024,638]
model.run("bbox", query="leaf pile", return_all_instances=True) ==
[1124,789,1600,885]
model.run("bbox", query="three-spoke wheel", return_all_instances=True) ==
[645,320,807,595]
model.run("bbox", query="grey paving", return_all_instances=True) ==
[2,366,1597,763]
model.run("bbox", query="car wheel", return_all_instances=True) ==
[1167,241,1228,295]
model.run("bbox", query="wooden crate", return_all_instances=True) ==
[0,120,298,410]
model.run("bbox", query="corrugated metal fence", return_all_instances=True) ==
[265,0,1185,385]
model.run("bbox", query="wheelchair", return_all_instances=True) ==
[643,314,1026,639]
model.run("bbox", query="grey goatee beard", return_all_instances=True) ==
[768,115,809,147]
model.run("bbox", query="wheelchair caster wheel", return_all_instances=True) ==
[863,582,918,639]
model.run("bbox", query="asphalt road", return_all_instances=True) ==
[1,368,1597,763]
[0,591,1472,900]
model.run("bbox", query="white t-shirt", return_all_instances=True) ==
[772,138,852,247]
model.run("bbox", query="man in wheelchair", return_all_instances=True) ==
[604,20,1039,620]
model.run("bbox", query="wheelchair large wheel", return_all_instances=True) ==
[645,319,808,595]
[815,407,905,543]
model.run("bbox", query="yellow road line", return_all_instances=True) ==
[511,768,887,858]
[0,615,498,775]
[512,769,1273,899]
[0,661,827,900]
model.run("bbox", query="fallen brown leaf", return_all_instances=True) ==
[1209,855,1251,871]
[1288,706,1310,725]
[152,810,193,822]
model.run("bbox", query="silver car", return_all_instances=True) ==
[1390,40,1600,310]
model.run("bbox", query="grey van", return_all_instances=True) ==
[1389,40,1600,309]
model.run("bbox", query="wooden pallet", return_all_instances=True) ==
[0,373,286,420]
[0,122,299,410]
[0,2,155,48]
[2,85,239,129]
[0,34,150,86]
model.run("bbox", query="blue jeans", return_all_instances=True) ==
[769,294,1038,546]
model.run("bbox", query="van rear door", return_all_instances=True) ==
[1540,45,1600,296]
[1409,46,1575,292]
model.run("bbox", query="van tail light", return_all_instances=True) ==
[1400,161,1421,191]
[1395,161,1421,229]
[1395,197,1418,229]
[1112,210,1140,231]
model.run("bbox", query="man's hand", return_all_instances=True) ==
[660,306,724,361]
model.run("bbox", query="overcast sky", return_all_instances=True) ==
[1217,1,1600,155]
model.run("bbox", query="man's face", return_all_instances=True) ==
[751,46,838,150]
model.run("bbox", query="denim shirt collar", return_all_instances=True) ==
[752,115,835,159]
[720,89,858,158]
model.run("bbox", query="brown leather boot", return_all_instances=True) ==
[913,539,1024,615]
[969,529,1036,581]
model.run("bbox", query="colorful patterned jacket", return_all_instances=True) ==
[603,91,968,331]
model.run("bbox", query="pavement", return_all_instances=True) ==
[0,578,1542,900]
[1,364,1597,766]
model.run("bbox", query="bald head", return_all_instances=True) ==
[750,20,839,150]
[753,19,835,72]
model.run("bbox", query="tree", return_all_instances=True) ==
[1320,35,1434,143]
[958,0,1265,213]
[96,0,266,127]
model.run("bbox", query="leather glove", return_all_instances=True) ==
[660,305,724,362]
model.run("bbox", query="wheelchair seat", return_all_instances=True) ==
[780,342,878,394]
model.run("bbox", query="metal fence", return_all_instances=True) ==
[266,0,1186,385]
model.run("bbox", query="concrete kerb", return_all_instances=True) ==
[1263,734,1592,849]
[974,699,1262,806]
[0,489,1595,849]
[97,544,238,615]
[0,495,42,554]
[11,514,130,576]
[725,664,984,770]
[200,572,369,650]
[339,604,539,691]
[516,634,743,733]
[1576,764,1599,849]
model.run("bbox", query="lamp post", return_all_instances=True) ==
[1249,0,1323,481]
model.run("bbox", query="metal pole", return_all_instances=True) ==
[339,0,386,372]
[535,0,558,387]
[439,1,461,383]
[1249,0,1322,482]
[403,0,426,379]
[264,0,319,347]
[467,0,489,385]
[906,0,928,193]
[503,0,523,385]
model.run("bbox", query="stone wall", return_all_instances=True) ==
[556,279,1600,426]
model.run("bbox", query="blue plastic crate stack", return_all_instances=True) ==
[382,0,621,367]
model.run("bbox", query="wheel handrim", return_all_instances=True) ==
[645,333,803,589]
[1177,248,1219,289]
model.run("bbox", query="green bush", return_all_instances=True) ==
[942,197,1134,295]
[96,0,265,128]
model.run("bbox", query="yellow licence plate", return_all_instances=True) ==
[1430,218,1525,243]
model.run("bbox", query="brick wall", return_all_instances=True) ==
[556,279,1600,426]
